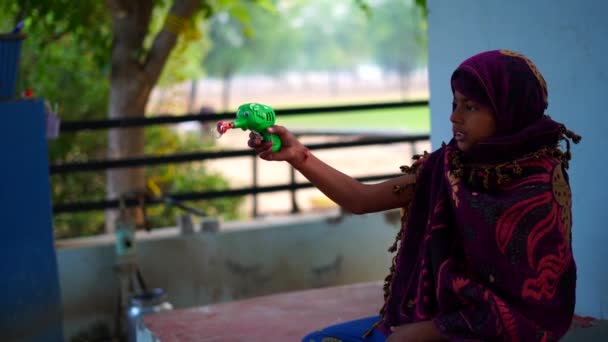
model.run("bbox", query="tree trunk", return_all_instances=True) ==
[106,73,150,233]
[105,0,200,232]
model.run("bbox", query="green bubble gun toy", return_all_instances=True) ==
[216,102,282,152]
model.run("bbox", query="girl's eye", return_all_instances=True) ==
[465,104,477,111]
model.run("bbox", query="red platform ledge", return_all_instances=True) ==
[142,282,383,342]
[142,281,604,342]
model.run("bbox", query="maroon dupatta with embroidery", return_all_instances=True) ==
[377,50,580,341]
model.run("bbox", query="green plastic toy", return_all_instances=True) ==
[216,102,282,152]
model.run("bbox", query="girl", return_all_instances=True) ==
[248,50,580,341]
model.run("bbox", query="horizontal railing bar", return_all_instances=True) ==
[59,100,429,132]
[52,173,403,213]
[50,134,429,174]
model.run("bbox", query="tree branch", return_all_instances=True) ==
[143,0,201,86]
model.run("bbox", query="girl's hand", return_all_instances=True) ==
[387,321,446,342]
[247,125,308,168]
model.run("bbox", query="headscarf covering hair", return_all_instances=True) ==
[451,50,549,136]
[449,50,580,164]
[450,69,491,109]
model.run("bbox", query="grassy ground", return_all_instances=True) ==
[276,105,430,132]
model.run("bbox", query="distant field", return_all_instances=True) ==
[277,105,430,132]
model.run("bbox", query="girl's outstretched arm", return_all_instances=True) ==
[249,125,416,214]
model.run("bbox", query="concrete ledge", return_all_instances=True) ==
[142,281,383,341]
[141,282,606,341]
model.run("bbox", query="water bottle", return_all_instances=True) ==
[127,288,173,342]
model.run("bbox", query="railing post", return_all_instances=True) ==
[410,141,417,159]
[290,166,299,214]
[252,155,258,218]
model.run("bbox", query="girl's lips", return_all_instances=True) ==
[453,131,465,141]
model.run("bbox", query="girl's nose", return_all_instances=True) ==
[450,110,462,124]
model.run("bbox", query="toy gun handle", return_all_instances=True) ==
[260,131,282,152]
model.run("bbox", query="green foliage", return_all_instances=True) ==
[203,12,249,78]
[354,0,373,18]
[148,3,211,86]
[144,128,244,228]
[367,0,427,73]
[415,0,428,17]
[0,0,112,68]
[202,1,281,78]
[0,2,252,238]
[203,0,427,77]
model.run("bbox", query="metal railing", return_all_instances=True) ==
[50,100,430,217]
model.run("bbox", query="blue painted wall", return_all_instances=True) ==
[0,100,63,341]
[427,0,608,318]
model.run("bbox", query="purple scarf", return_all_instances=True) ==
[377,50,580,341]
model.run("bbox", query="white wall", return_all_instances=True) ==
[427,0,608,318]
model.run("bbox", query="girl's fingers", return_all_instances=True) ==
[267,125,287,137]
[259,141,272,150]
[259,150,273,160]
[247,136,265,148]
[254,142,273,155]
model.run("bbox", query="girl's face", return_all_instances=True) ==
[451,90,497,152]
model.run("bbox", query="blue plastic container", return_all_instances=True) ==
[0,33,25,100]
